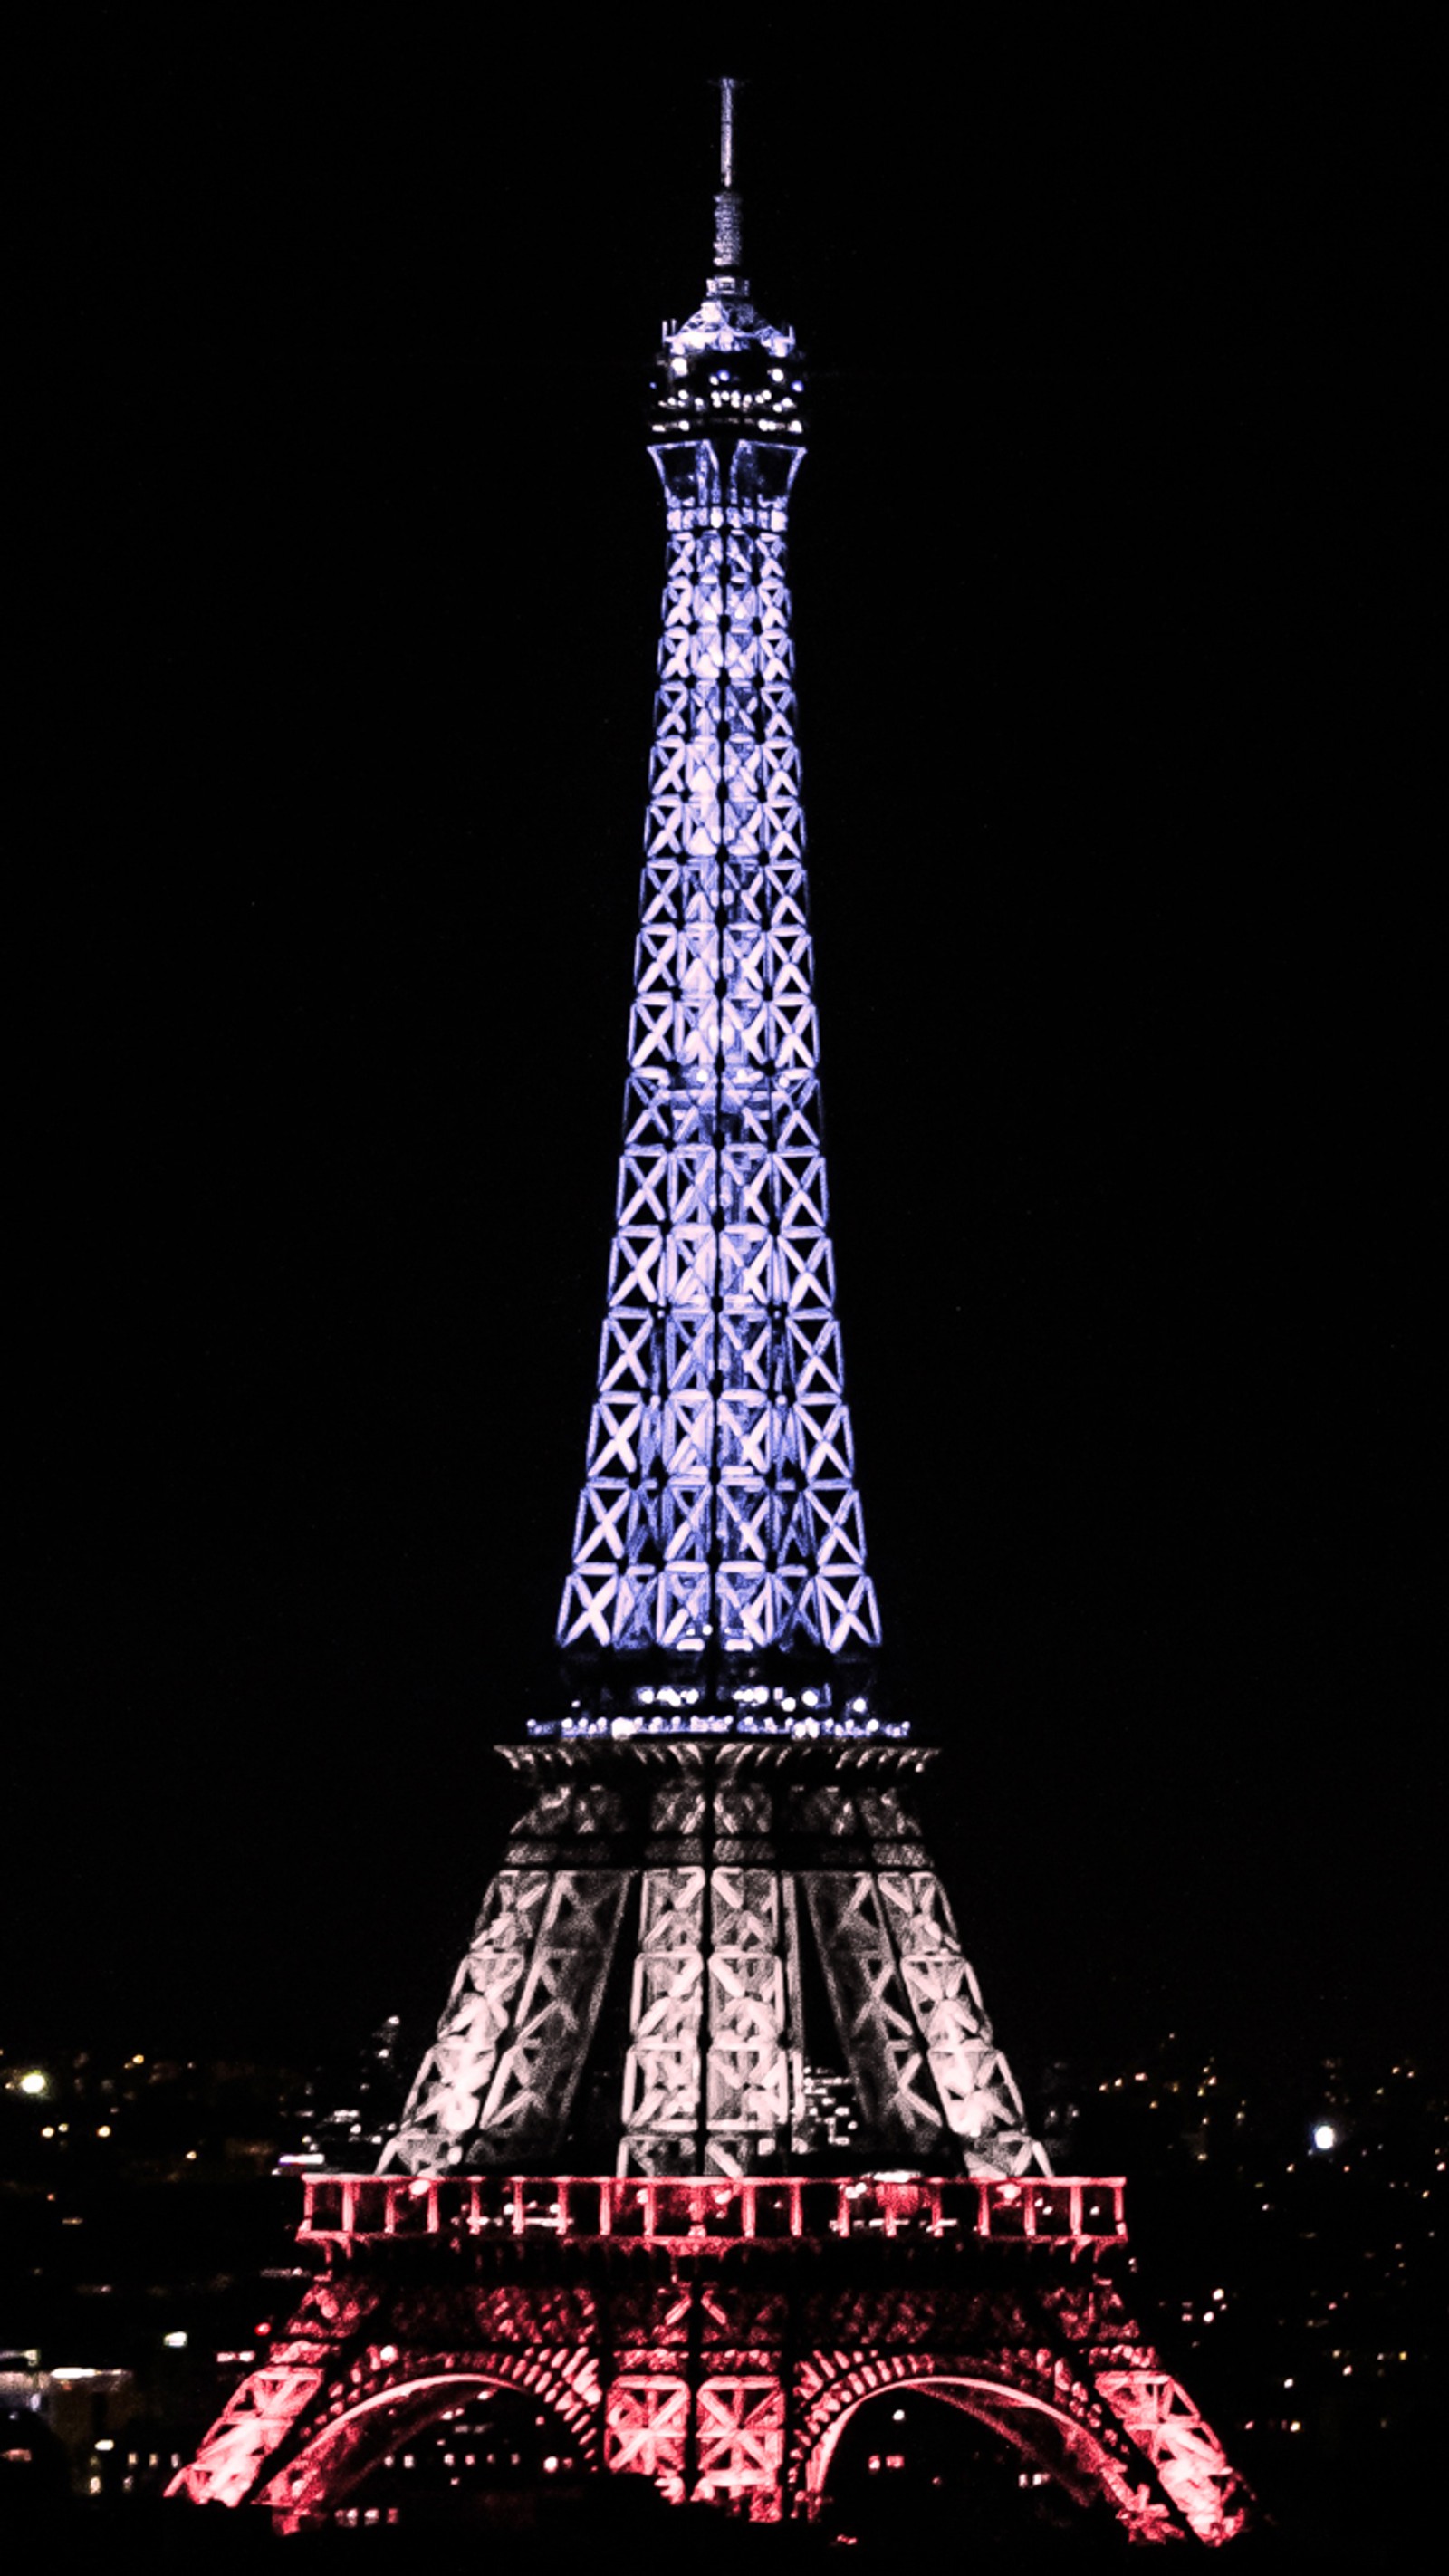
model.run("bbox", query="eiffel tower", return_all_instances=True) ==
[172,85,1248,2545]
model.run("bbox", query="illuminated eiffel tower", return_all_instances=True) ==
[173,85,1249,2543]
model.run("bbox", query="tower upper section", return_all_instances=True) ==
[649,290,804,449]
[548,89,886,1748]
[649,76,805,450]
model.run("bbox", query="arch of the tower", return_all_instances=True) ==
[258,2360,598,2528]
[795,2360,1151,2535]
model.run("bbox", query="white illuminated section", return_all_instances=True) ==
[1311,2121,1337,2152]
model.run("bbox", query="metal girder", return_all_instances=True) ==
[803,1869,1046,2178]
[602,2369,787,2516]
[167,2366,323,2509]
[619,1868,706,2171]
[381,1867,629,2172]
[619,1863,796,2175]
[695,2377,788,2516]
[1095,2369,1247,2545]
[705,1868,793,2148]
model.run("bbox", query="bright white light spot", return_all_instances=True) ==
[543,2455,560,2474]
[18,2071,47,2097]
[163,2331,187,2350]
[1313,2123,1337,2152]
[94,2439,114,2453]
[379,2345,398,2364]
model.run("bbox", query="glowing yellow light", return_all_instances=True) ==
[18,2071,48,2097]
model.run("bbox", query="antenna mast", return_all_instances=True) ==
[711,74,744,278]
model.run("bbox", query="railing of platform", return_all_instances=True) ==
[299,2174,1127,2247]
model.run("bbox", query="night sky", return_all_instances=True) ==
[14,21,1440,2099]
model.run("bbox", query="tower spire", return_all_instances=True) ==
[717,72,739,186]
[711,72,744,280]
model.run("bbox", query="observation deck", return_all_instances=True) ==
[300,2171,1128,2253]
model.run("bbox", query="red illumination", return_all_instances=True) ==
[169,2171,1246,2542]
[293,2171,1128,2250]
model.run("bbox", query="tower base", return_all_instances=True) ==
[169,2172,1247,2544]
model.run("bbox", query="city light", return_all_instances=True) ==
[17,2070,48,2097]
[1313,2122,1338,2153]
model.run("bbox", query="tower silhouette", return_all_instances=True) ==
[173,87,1248,2543]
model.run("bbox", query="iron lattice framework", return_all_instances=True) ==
[376,1744,1044,2181]
[557,425,880,1671]
[172,88,1249,2546]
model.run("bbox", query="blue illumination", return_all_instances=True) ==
[557,328,882,1675]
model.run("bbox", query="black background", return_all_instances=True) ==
[14,15,1440,2094]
